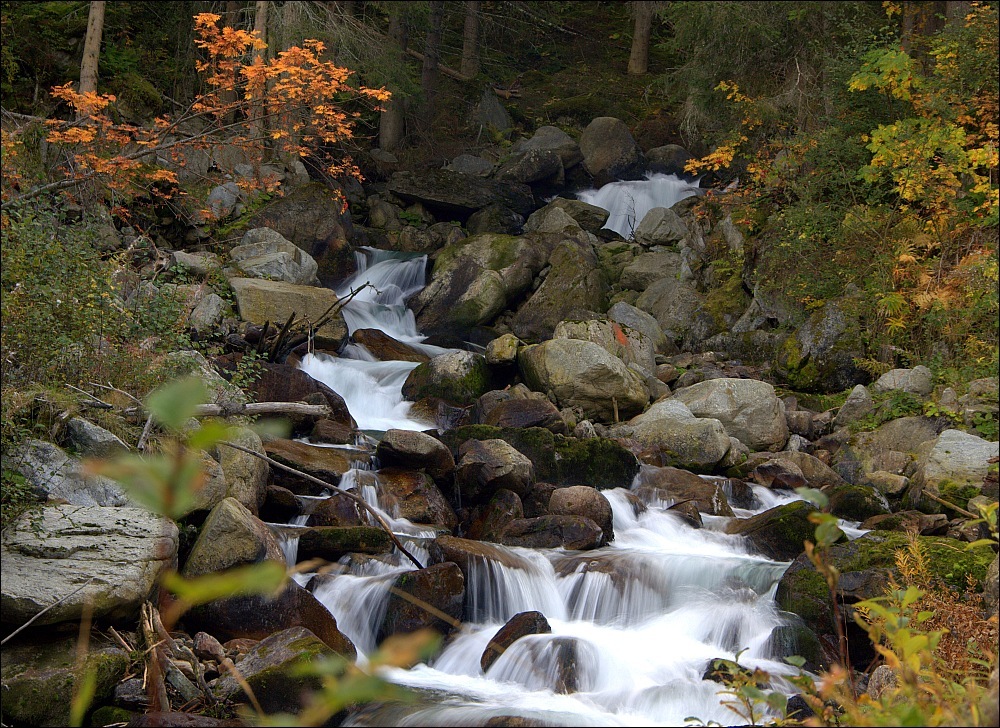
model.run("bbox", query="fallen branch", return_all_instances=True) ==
[192,402,332,418]
[1,578,96,646]
[219,440,425,570]
[921,489,979,519]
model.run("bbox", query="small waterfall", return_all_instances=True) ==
[576,172,702,239]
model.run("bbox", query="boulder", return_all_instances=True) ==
[230,228,320,286]
[633,466,735,516]
[635,277,718,351]
[401,350,492,407]
[188,581,357,657]
[8,439,133,507]
[297,526,393,561]
[0,636,128,726]
[610,399,732,471]
[825,483,892,521]
[510,238,610,342]
[263,439,369,490]
[215,425,269,514]
[66,417,129,458]
[447,154,494,177]
[834,384,874,427]
[378,562,465,641]
[456,438,535,503]
[466,204,525,235]
[726,500,822,561]
[619,250,683,292]
[212,626,344,714]
[189,293,228,332]
[352,328,431,363]
[553,318,656,376]
[485,333,522,366]
[306,489,366,527]
[912,429,1000,508]
[244,361,356,436]
[518,339,648,423]
[607,301,671,355]
[548,486,614,543]
[182,497,285,578]
[523,206,584,236]
[671,378,788,452]
[500,515,605,550]
[412,233,552,336]
[376,430,456,484]
[481,611,552,673]
[466,489,525,542]
[579,117,645,185]
[774,302,868,393]
[873,366,934,396]
[646,144,695,177]
[482,398,566,434]
[163,350,246,412]
[1,505,178,626]
[229,278,348,349]
[474,88,512,135]
[376,468,458,530]
[495,149,563,186]
[388,169,534,219]
[511,125,583,169]
[633,207,688,247]
[533,198,609,234]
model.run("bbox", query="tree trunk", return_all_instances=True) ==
[251,0,269,141]
[628,1,654,76]
[419,0,445,132]
[901,1,946,62]
[379,9,408,151]
[220,2,243,124]
[79,1,106,103]
[461,1,481,79]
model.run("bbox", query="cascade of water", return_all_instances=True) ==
[576,172,702,239]
[287,245,818,725]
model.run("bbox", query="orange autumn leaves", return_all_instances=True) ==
[1,12,389,208]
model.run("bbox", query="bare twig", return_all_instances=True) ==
[137,413,156,452]
[66,384,113,409]
[219,440,425,570]
[1,578,97,646]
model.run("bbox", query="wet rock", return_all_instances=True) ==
[375,429,456,485]
[243,361,356,437]
[632,466,734,517]
[188,582,356,658]
[500,515,604,550]
[182,497,285,578]
[748,460,807,490]
[378,562,465,641]
[731,451,846,490]
[456,438,535,504]
[1,505,177,626]
[481,611,552,673]
[825,483,891,521]
[548,486,613,544]
[483,397,567,434]
[212,626,343,714]
[263,439,369,490]
[579,117,644,186]
[376,468,458,530]
[725,500,821,562]
[306,492,366,527]
[466,489,524,542]
[522,482,560,518]
[610,399,731,472]
[402,350,492,406]
[297,526,393,561]
[352,328,431,363]
[429,535,533,574]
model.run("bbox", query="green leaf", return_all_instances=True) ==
[783,655,807,668]
[795,487,828,509]
[146,377,207,431]
[69,666,97,727]
[161,562,287,606]
[815,518,845,548]
[187,419,234,450]
[766,691,788,713]
[251,417,291,439]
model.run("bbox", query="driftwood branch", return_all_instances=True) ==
[192,402,332,418]
[219,440,425,570]
[1,578,96,646]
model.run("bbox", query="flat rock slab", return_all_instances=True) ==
[1,505,178,626]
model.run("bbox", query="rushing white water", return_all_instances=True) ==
[286,242,832,725]
[576,172,703,239]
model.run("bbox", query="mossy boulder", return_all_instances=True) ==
[773,301,868,393]
[378,562,465,642]
[825,483,891,522]
[440,425,639,490]
[1,636,128,727]
[402,351,492,407]
[725,500,821,562]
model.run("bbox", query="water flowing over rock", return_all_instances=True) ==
[376,468,459,530]
[611,399,731,471]
[671,378,788,452]
[518,339,648,423]
[633,466,735,517]
[456,438,536,503]
[481,611,552,673]
[297,526,393,561]
[1,505,178,626]
[378,562,465,641]
[352,328,431,363]
[579,117,645,186]
[725,500,820,562]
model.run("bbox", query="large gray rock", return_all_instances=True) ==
[619,250,683,292]
[531,198,609,234]
[553,318,656,376]
[511,125,583,169]
[447,154,494,177]
[579,117,644,185]
[636,277,719,351]
[229,277,348,349]
[230,227,320,286]
[607,301,670,355]
[610,399,732,471]
[834,384,875,427]
[215,425,269,514]
[518,339,649,423]
[388,169,534,219]
[1,505,178,626]
[182,497,285,577]
[873,366,934,396]
[495,149,563,186]
[189,292,228,333]
[523,206,584,236]
[474,87,512,134]
[401,350,492,406]
[671,378,788,452]
[66,417,129,458]
[510,237,610,342]
[412,232,553,336]
[918,429,999,497]
[634,207,688,247]
[8,439,133,507]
